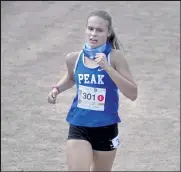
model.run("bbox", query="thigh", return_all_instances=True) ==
[91,149,117,171]
[66,124,93,171]
[91,123,120,171]
[67,139,93,171]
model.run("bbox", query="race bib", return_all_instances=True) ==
[77,85,106,111]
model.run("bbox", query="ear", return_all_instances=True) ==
[107,29,112,38]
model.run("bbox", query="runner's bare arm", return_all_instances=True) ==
[54,52,79,94]
[106,50,138,101]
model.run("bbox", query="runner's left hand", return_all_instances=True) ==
[94,53,110,70]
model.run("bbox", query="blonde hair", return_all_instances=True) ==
[87,10,124,51]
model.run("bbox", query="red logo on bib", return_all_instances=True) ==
[98,95,104,102]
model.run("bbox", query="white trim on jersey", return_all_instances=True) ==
[107,53,111,65]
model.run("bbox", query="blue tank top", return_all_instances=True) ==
[66,51,121,127]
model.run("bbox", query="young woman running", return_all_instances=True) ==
[47,10,138,171]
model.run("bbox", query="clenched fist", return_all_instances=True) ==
[47,88,59,104]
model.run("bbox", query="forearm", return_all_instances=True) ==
[105,66,137,101]
[54,73,75,94]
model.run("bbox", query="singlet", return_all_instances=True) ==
[66,51,121,127]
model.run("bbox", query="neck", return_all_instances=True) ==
[83,41,112,60]
[86,43,107,50]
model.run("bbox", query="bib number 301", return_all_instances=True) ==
[77,85,106,111]
[82,93,95,100]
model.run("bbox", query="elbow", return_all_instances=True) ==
[125,85,138,101]
[120,83,138,101]
[130,95,137,101]
[130,85,138,101]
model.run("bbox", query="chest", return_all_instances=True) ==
[77,73,105,85]
[74,53,114,86]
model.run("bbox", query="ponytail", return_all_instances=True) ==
[108,29,125,53]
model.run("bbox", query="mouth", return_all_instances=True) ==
[89,38,98,44]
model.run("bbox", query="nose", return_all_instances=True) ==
[91,29,97,36]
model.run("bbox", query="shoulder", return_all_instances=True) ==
[109,49,127,69]
[63,51,81,80]
[65,51,81,68]
[110,49,125,61]
[66,51,80,64]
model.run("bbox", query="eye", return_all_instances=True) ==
[88,26,94,31]
[96,28,103,32]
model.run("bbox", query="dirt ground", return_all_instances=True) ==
[1,1,180,171]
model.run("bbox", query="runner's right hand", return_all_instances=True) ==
[47,88,58,104]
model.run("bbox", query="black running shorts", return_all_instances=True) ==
[67,123,120,151]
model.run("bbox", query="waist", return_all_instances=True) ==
[66,108,121,127]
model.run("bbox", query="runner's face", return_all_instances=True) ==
[85,16,111,48]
